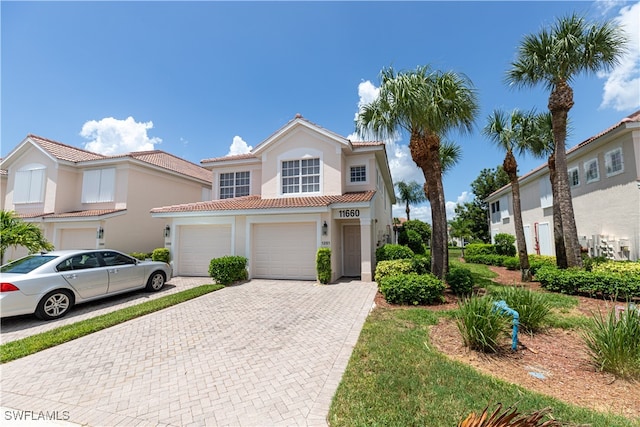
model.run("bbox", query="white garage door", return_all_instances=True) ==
[252,223,317,280]
[60,228,96,250]
[178,225,232,276]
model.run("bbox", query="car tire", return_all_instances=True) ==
[35,289,74,320]
[145,271,166,292]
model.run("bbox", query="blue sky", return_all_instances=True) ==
[2,1,639,223]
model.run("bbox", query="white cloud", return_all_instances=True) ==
[227,136,253,156]
[599,1,640,111]
[80,116,161,155]
[446,191,472,219]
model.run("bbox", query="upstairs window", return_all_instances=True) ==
[82,168,115,203]
[14,164,45,203]
[282,158,320,194]
[350,165,366,183]
[490,200,500,213]
[568,167,580,187]
[219,171,250,199]
[584,158,599,184]
[605,148,624,177]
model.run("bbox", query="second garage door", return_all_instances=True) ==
[252,222,317,280]
[178,225,232,276]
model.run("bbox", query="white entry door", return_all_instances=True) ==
[343,225,361,277]
[537,223,553,256]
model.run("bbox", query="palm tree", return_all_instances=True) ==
[506,13,627,268]
[528,112,568,268]
[395,181,426,221]
[0,210,54,264]
[357,66,478,279]
[482,109,533,281]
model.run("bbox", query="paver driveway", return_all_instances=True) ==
[1,278,377,426]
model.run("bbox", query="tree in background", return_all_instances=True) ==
[395,181,426,221]
[454,167,510,243]
[483,109,535,281]
[507,13,627,268]
[1,210,54,264]
[357,65,478,279]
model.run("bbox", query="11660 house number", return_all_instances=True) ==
[338,209,360,218]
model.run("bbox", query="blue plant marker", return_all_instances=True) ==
[492,300,519,351]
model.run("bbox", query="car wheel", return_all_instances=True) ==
[146,271,166,292]
[35,289,74,320]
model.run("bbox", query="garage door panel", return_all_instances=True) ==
[178,225,232,276]
[60,229,96,250]
[252,223,316,280]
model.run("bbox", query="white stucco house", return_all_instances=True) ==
[151,115,396,281]
[1,135,212,260]
[486,110,640,261]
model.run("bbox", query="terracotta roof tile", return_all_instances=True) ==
[16,209,127,219]
[29,134,106,162]
[201,153,257,164]
[151,191,375,214]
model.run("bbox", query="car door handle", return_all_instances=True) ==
[65,274,78,279]
[109,269,118,274]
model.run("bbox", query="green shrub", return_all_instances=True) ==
[489,286,551,333]
[130,252,152,261]
[494,233,516,256]
[316,247,331,284]
[456,296,509,353]
[375,244,414,262]
[464,243,496,257]
[374,259,415,283]
[208,255,248,286]
[402,219,431,246]
[378,273,445,305]
[529,255,556,275]
[502,256,519,270]
[151,248,170,263]
[536,265,640,299]
[404,229,426,255]
[583,306,640,379]
[582,255,608,272]
[463,254,508,266]
[446,266,474,296]
[410,255,431,275]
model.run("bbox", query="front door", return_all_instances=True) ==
[343,225,361,277]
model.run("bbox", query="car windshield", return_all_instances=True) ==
[0,255,58,274]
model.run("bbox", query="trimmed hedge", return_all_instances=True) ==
[152,248,170,263]
[208,255,248,286]
[375,244,414,261]
[316,247,331,284]
[464,254,508,266]
[378,273,445,305]
[446,266,474,296]
[464,243,496,257]
[536,265,640,299]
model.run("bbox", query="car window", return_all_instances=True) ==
[101,251,135,267]
[57,253,101,271]
[1,255,58,274]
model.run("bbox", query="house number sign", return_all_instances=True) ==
[338,209,360,218]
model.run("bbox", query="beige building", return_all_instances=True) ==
[486,110,640,261]
[152,115,396,281]
[1,135,212,260]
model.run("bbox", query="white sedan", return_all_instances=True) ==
[0,249,172,320]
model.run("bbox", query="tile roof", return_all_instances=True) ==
[201,153,257,164]
[151,191,376,214]
[26,135,211,183]
[16,209,126,220]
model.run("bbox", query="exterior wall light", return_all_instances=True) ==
[322,221,328,236]
[164,225,171,238]
[97,226,104,240]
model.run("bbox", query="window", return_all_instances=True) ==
[568,167,580,187]
[82,168,115,203]
[490,200,500,214]
[605,148,624,177]
[350,165,366,183]
[219,171,250,199]
[281,158,320,194]
[584,158,599,183]
[14,164,45,203]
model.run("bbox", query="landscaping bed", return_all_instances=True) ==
[375,266,640,421]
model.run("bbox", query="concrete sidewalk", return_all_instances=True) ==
[0,278,377,426]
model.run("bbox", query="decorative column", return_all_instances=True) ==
[359,218,373,281]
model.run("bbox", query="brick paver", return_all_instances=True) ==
[1,278,377,426]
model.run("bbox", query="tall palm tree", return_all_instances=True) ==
[506,13,627,268]
[482,109,533,281]
[395,181,425,221]
[357,65,478,279]
[0,210,54,264]
[528,112,568,268]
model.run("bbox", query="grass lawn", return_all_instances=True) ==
[329,257,636,426]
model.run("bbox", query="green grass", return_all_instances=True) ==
[0,284,224,363]
[328,307,637,426]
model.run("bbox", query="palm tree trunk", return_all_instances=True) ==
[548,153,568,268]
[425,134,449,280]
[549,82,583,268]
[505,152,531,281]
[405,202,411,221]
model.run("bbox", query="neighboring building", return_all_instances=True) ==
[486,110,640,261]
[1,135,212,260]
[151,115,396,281]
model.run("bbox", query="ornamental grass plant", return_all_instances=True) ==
[456,296,509,353]
[489,286,552,333]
